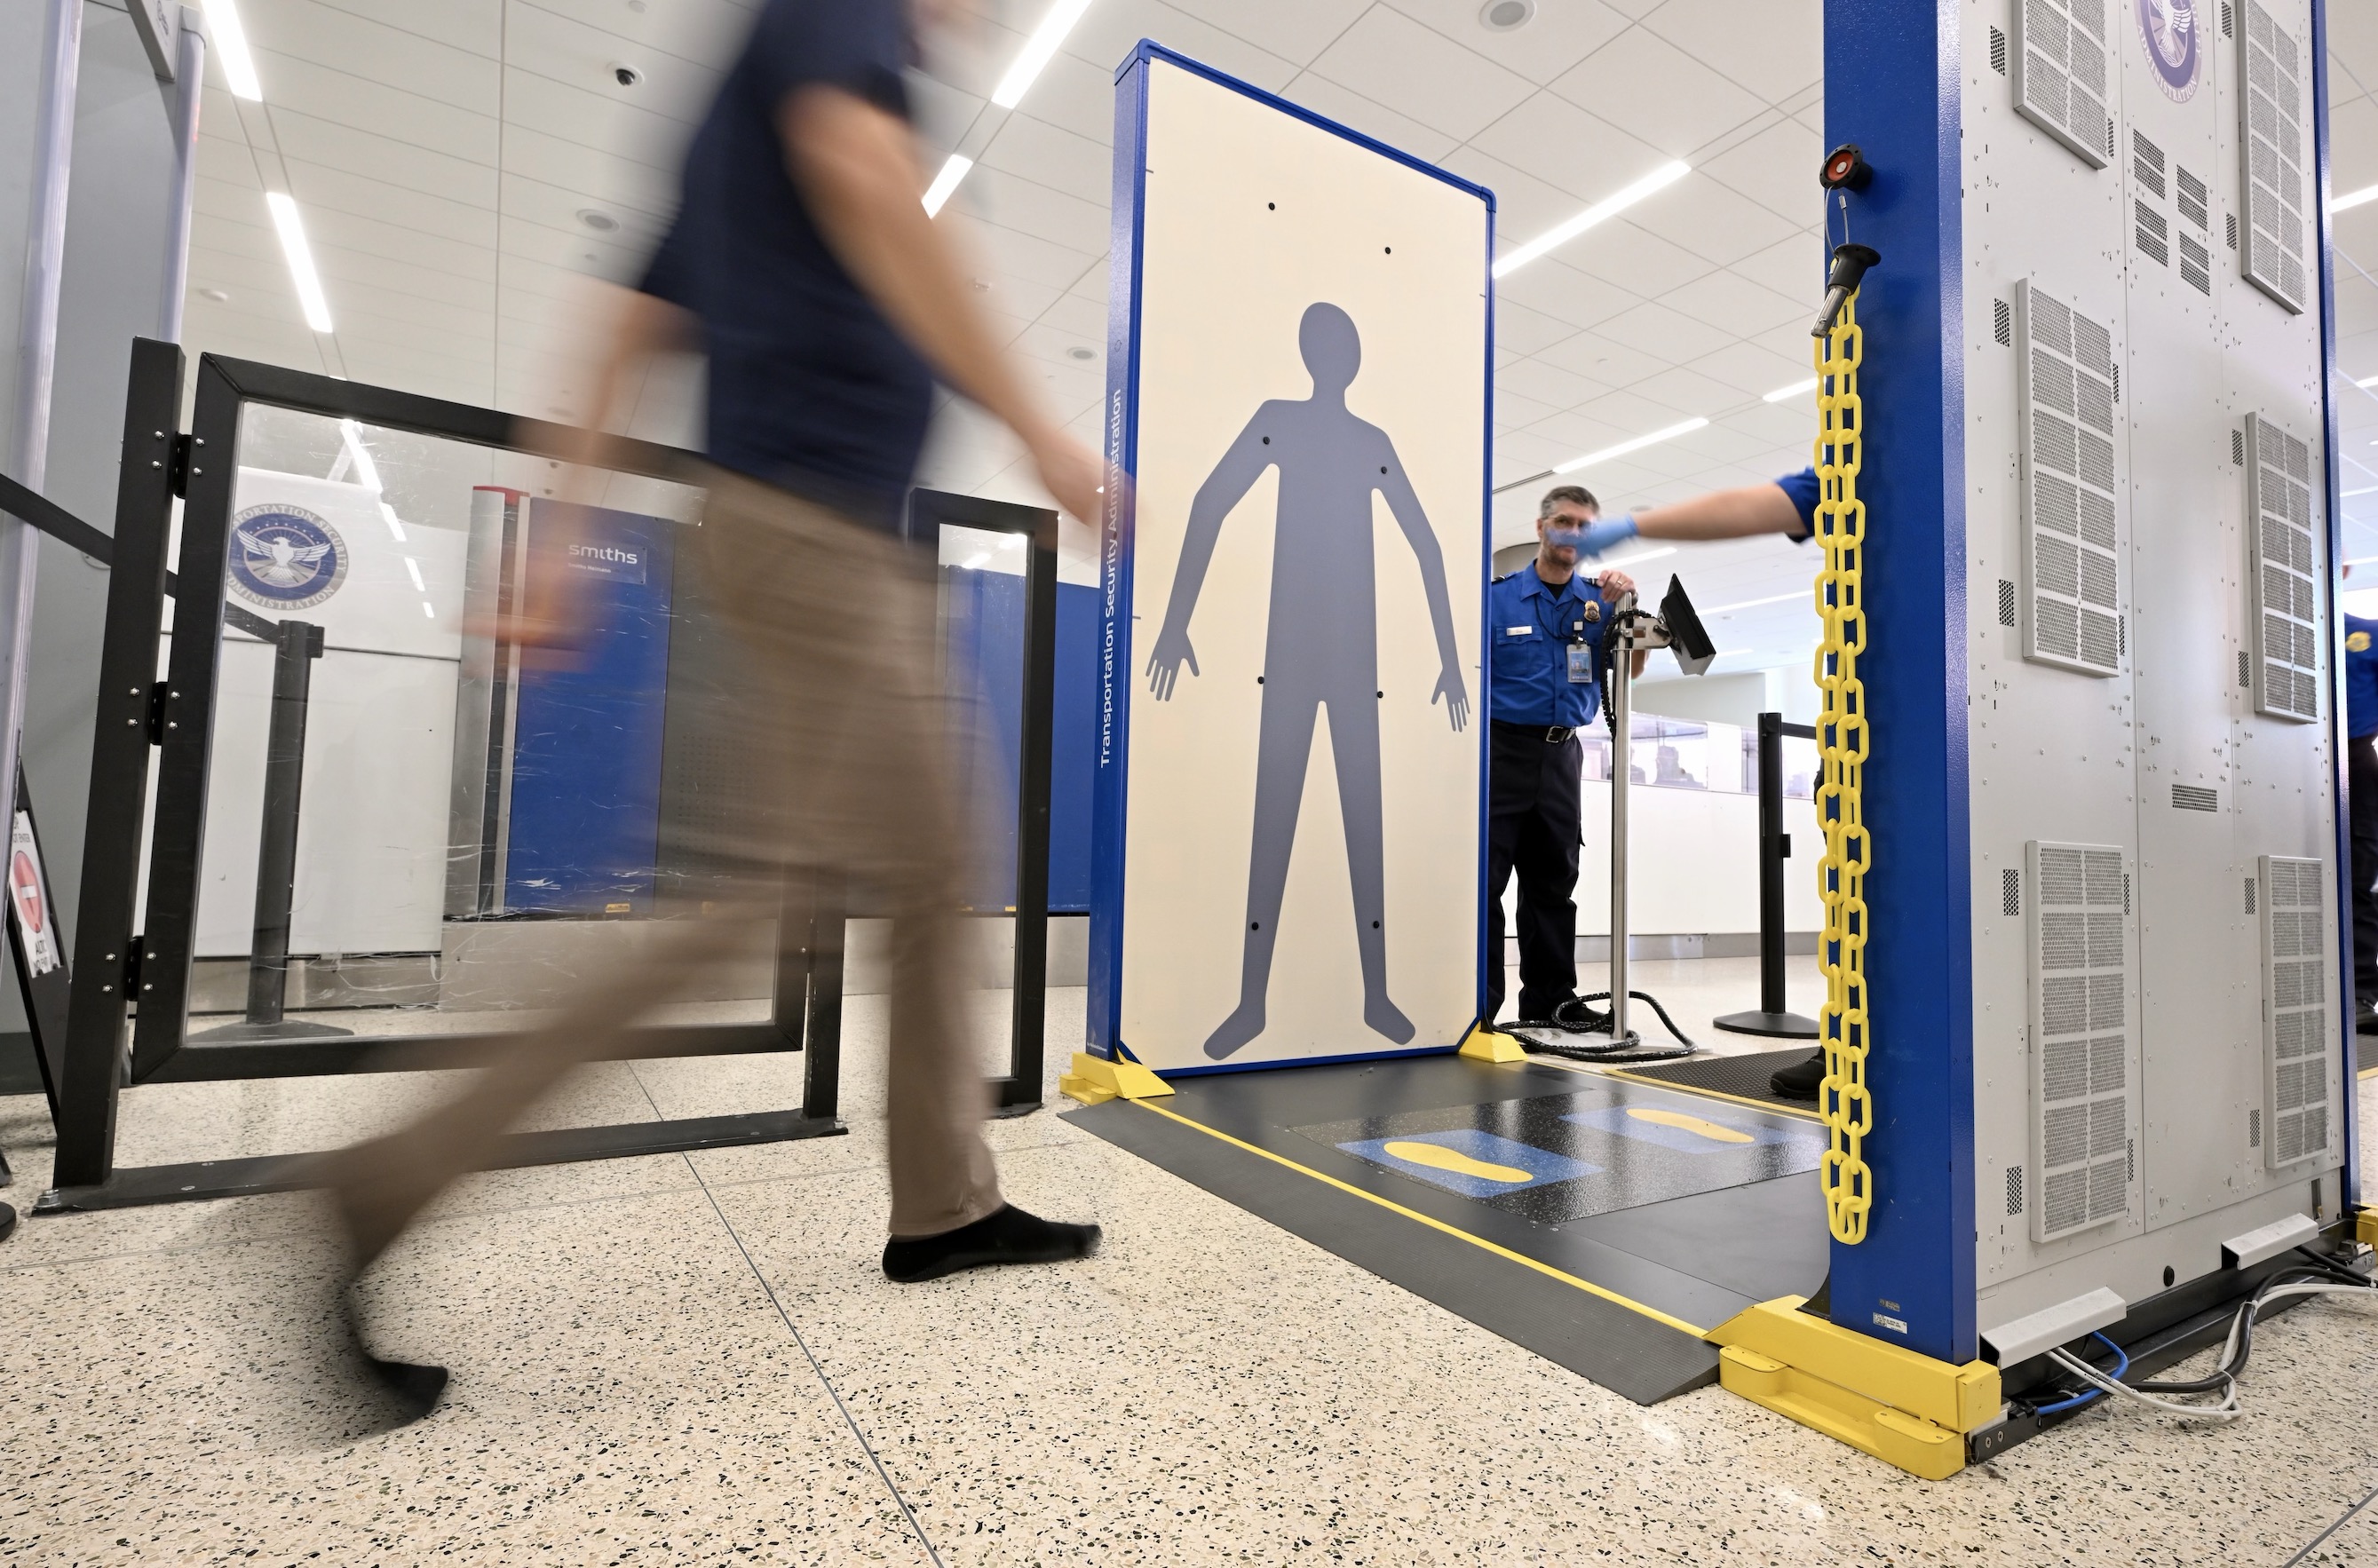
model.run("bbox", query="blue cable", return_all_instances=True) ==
[2033,1332,2130,1415]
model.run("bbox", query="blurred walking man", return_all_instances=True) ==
[312,0,1106,1424]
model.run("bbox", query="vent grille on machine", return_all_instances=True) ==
[2246,412,2322,724]
[2015,280,2123,677]
[2222,0,2234,36]
[2132,131,2167,195]
[2239,648,2251,687]
[1998,577,2018,626]
[2027,842,2137,1240]
[2176,165,2210,228]
[1992,25,2009,73]
[2172,783,2219,812]
[1994,297,2014,346]
[2006,1165,2025,1216]
[2258,855,2334,1171]
[2179,230,2212,294]
[2003,867,2022,915]
[2134,202,2169,265]
[2013,0,2112,168]
[2239,1,2310,313]
[2246,875,2258,915]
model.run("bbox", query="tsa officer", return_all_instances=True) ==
[1486,484,1638,1027]
[2346,589,2378,1033]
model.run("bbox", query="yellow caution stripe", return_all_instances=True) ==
[1128,1097,1708,1338]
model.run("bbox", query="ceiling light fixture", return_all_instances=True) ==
[1763,376,1820,402]
[992,0,1097,108]
[923,154,973,216]
[2355,373,2378,388]
[1550,416,1708,474]
[1493,161,1691,278]
[337,419,381,491]
[266,192,334,333]
[2333,182,2378,213]
[202,0,264,100]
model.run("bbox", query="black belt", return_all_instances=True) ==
[1492,719,1579,744]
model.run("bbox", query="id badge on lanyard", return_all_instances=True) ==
[1567,639,1592,684]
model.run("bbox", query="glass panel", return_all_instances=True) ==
[170,405,758,1042]
[1781,733,1819,799]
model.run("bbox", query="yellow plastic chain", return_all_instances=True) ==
[1811,291,1874,1246]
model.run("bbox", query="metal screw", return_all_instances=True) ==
[194,436,205,446]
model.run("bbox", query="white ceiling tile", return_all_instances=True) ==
[322,280,495,340]
[1548,27,1768,159]
[1626,364,1748,420]
[997,49,1122,147]
[968,220,1103,292]
[1654,266,1806,341]
[1685,337,1817,398]
[503,67,694,174]
[268,108,500,210]
[284,162,500,250]
[1063,1,1303,92]
[498,126,679,230]
[242,0,503,112]
[304,205,501,284]
[1494,299,1583,356]
[1624,178,1803,267]
[311,0,504,57]
[1637,0,1821,104]
[1546,217,1717,300]
[1304,5,1534,142]
[1696,117,1823,225]
[1532,329,1672,390]
[512,0,757,69]
[258,58,502,163]
[959,166,1112,257]
[197,125,266,188]
[910,69,991,153]
[966,268,1071,321]
[1492,428,1576,478]
[1274,73,1460,162]
[1465,86,1668,206]
[497,212,651,283]
[979,111,1112,201]
[1730,233,1827,301]
[1381,0,1629,86]
[504,1,725,127]
[1491,386,1564,430]
[499,170,668,259]
[1494,355,1613,410]
[1437,147,1614,255]
[1137,0,1373,66]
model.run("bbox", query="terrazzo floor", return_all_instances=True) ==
[0,957,2372,1566]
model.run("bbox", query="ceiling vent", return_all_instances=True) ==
[1478,0,1536,28]
[2238,1,2310,313]
[2026,842,2137,1241]
[2013,0,2112,169]
[2246,412,2321,724]
[2015,280,2122,677]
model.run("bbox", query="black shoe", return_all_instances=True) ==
[1770,1050,1825,1100]
[882,1204,1102,1283]
[343,1290,448,1428]
[0,1202,15,1245]
[1550,997,1612,1034]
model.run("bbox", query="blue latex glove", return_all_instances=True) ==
[1544,514,1639,558]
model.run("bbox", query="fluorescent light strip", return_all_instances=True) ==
[1764,377,1820,403]
[2356,373,2378,389]
[1703,590,1808,614]
[1551,416,1708,474]
[2345,486,2378,498]
[403,557,425,592]
[266,192,333,333]
[1493,161,1691,279]
[923,154,973,217]
[202,0,264,100]
[421,601,436,619]
[379,503,408,542]
[992,0,1096,107]
[2334,182,2378,214]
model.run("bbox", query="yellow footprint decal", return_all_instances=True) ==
[1626,1107,1754,1144]
[1381,1140,1533,1184]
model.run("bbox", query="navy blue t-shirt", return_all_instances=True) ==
[641,0,932,526]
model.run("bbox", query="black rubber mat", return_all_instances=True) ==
[1605,1047,1827,1119]
[1066,1054,1829,1406]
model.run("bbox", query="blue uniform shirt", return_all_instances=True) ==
[2346,613,2378,740]
[1488,563,1613,728]
[1777,466,1819,539]
[640,0,931,527]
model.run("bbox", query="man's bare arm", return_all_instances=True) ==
[1631,479,1803,542]
[781,86,1103,524]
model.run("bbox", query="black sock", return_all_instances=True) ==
[881,1204,1101,1283]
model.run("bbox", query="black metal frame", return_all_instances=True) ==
[905,487,1058,1114]
[1713,711,1821,1039]
[38,344,847,1211]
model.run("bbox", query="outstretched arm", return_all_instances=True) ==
[1145,414,1272,700]
[1376,447,1469,732]
[1633,478,1805,541]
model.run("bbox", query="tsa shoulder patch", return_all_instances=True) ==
[2349,630,2371,653]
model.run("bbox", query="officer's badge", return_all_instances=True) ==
[2350,630,2371,653]
[1581,601,1600,623]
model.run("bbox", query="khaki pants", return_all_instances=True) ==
[332,468,1002,1262]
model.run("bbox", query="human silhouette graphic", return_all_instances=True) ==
[1145,302,1468,1061]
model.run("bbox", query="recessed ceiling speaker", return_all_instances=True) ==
[577,209,620,233]
[1067,346,1096,361]
[1479,0,1534,29]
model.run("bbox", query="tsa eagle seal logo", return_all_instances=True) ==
[229,504,347,611]
[2137,0,2200,101]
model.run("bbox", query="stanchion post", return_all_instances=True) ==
[1714,711,1820,1038]
[242,619,322,1025]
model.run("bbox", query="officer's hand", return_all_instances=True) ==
[1145,622,1199,700]
[1432,666,1469,732]
[1595,566,1637,598]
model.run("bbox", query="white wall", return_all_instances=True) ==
[1571,780,1820,937]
